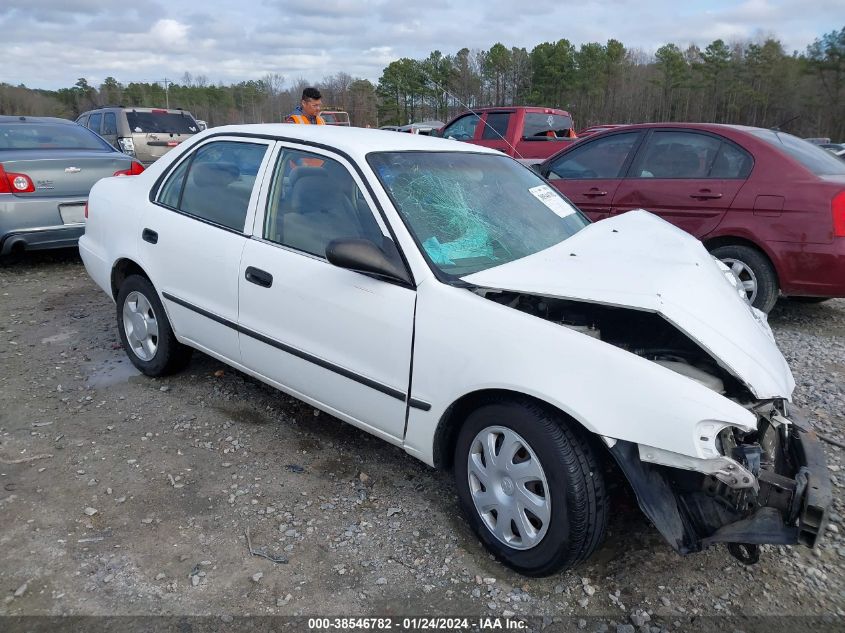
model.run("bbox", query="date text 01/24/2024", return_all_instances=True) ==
[307,617,528,631]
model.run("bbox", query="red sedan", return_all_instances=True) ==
[538,123,845,311]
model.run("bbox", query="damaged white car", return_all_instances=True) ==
[79,125,831,576]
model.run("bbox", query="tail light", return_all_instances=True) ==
[84,202,89,219]
[117,137,136,156]
[0,164,35,193]
[834,191,845,238]
[114,162,145,177]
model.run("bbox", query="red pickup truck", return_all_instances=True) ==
[438,106,577,164]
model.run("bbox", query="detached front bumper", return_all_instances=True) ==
[610,414,832,557]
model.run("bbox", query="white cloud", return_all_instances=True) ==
[0,0,835,90]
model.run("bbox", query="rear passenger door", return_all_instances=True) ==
[87,113,103,136]
[139,137,275,363]
[612,130,751,238]
[543,131,644,221]
[101,112,118,149]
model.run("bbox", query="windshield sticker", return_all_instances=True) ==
[528,185,575,218]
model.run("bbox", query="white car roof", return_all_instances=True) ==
[205,123,501,162]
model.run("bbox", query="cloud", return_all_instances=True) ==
[0,0,833,90]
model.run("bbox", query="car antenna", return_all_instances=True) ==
[422,76,525,161]
[771,114,799,132]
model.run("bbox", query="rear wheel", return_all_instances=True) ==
[453,398,607,576]
[710,244,778,313]
[116,275,192,376]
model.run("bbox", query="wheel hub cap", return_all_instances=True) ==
[122,290,159,362]
[500,477,515,496]
[467,425,551,550]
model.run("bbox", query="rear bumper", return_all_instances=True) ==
[0,194,87,254]
[1,225,84,255]
[610,413,831,555]
[768,238,845,297]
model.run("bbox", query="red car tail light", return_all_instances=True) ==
[113,161,146,177]
[0,164,35,193]
[834,191,845,238]
[84,202,89,219]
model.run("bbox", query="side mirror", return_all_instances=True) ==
[326,238,412,286]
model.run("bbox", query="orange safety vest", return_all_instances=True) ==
[287,114,326,125]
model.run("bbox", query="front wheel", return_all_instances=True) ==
[453,399,607,576]
[116,275,192,376]
[710,244,779,313]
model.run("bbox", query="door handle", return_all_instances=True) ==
[582,189,608,197]
[690,191,723,200]
[142,228,158,244]
[245,266,273,288]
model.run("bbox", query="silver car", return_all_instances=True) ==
[0,115,140,257]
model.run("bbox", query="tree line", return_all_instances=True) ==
[1,27,843,139]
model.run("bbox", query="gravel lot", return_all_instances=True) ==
[1,251,844,629]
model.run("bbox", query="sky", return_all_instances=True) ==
[1,0,840,91]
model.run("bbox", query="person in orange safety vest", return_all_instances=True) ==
[286,87,326,124]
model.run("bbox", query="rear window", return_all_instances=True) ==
[750,129,845,176]
[322,112,349,124]
[126,111,199,134]
[523,113,574,138]
[0,123,112,151]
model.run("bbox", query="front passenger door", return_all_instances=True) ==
[238,147,417,442]
[544,131,643,221]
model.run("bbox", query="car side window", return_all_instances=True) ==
[634,131,722,178]
[76,115,89,127]
[263,149,385,258]
[708,142,753,178]
[481,113,511,140]
[88,113,102,134]
[442,114,481,141]
[102,113,117,136]
[548,132,641,180]
[156,140,268,232]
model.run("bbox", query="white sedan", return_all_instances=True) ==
[79,125,830,576]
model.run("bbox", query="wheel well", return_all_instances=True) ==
[702,236,780,284]
[432,389,594,471]
[111,259,150,301]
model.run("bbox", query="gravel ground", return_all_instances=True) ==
[0,251,844,630]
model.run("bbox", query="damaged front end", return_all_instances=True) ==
[611,404,831,563]
[471,288,831,562]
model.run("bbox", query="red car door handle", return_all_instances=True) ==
[582,189,608,197]
[690,191,723,200]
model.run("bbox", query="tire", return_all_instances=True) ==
[116,275,192,376]
[453,398,607,576]
[710,244,778,313]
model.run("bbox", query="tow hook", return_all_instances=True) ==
[727,542,760,565]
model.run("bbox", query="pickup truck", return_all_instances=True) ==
[438,106,577,164]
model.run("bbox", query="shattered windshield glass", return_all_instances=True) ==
[368,152,588,277]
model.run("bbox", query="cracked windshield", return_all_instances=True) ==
[369,152,589,277]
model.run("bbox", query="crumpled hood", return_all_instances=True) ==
[464,210,795,399]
